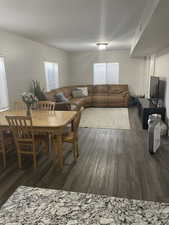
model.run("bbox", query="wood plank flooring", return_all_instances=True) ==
[1,107,169,207]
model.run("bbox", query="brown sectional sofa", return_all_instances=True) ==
[46,84,129,109]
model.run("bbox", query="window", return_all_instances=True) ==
[0,57,9,111]
[44,62,59,91]
[93,63,119,85]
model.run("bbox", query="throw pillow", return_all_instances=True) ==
[72,89,84,98]
[76,87,88,96]
[54,92,69,102]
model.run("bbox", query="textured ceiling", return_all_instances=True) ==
[0,0,148,51]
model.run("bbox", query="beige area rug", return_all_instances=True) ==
[80,108,131,129]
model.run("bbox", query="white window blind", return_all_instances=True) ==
[44,62,59,91]
[93,63,119,85]
[93,63,106,85]
[0,57,9,111]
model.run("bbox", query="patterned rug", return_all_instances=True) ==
[0,186,169,224]
[80,108,131,129]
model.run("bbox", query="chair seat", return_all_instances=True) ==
[63,132,74,143]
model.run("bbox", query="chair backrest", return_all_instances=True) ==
[14,101,26,110]
[72,107,83,133]
[6,116,33,140]
[37,101,55,111]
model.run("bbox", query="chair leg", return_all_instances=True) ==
[2,151,6,168]
[76,140,79,158]
[17,153,22,169]
[33,152,37,169]
[55,135,64,168]
[41,135,50,153]
[45,136,50,153]
[73,142,77,161]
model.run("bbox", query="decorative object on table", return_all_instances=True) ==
[22,92,38,116]
[31,80,47,101]
[148,114,161,154]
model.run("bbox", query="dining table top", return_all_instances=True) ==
[0,110,77,128]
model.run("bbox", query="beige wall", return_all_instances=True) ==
[155,48,169,118]
[0,29,70,106]
[0,29,147,107]
[70,50,146,96]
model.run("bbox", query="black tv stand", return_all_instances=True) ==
[137,98,166,129]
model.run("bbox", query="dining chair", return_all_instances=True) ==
[0,130,15,168]
[37,101,56,153]
[37,101,55,111]
[62,107,83,160]
[6,115,40,169]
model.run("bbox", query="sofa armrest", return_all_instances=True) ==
[122,91,129,97]
[123,92,130,107]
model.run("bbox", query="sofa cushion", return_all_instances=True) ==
[82,96,92,104]
[54,92,69,102]
[108,85,128,94]
[107,95,124,103]
[72,87,88,98]
[71,98,85,106]
[72,89,84,98]
[92,95,107,104]
[60,87,72,99]
[76,87,88,96]
[71,96,92,106]
[86,85,93,95]
[93,85,108,94]
[46,90,56,101]
[72,85,93,95]
[92,93,108,96]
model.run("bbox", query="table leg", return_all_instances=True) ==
[54,135,64,168]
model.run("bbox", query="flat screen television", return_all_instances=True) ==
[150,76,159,99]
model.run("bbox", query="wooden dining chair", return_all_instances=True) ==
[62,107,83,160]
[0,130,15,168]
[6,115,40,169]
[36,101,56,153]
[37,101,55,111]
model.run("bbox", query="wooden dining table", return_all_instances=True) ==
[0,110,77,168]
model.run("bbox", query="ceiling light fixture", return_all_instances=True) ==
[96,42,108,50]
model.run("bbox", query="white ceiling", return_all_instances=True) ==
[0,0,148,51]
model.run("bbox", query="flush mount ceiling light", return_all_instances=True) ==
[96,42,108,50]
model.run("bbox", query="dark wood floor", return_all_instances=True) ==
[1,107,169,207]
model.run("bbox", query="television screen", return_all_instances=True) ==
[159,79,166,101]
[150,76,159,99]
